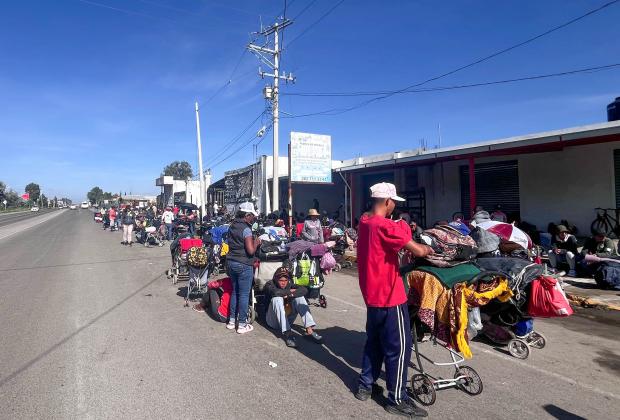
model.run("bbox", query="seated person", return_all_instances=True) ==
[548,225,579,277]
[264,267,322,348]
[582,228,618,258]
[490,204,507,223]
[193,277,232,320]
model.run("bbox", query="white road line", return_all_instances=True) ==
[324,293,620,402]
[0,210,65,241]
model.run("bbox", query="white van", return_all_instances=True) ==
[80,201,90,209]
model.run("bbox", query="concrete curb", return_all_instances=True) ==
[566,292,620,312]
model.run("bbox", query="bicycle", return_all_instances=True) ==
[590,207,620,238]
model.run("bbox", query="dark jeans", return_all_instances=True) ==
[227,260,254,327]
[359,303,412,406]
[165,223,173,240]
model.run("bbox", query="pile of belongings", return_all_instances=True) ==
[406,263,513,358]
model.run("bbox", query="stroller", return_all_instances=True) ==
[289,251,327,308]
[474,258,549,359]
[169,238,203,285]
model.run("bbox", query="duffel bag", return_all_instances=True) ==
[528,276,573,317]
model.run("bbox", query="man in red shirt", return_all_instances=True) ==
[355,182,432,418]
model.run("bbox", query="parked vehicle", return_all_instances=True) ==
[30,206,39,212]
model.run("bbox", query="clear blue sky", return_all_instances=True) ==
[1,0,619,201]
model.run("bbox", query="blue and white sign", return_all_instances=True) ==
[290,132,332,183]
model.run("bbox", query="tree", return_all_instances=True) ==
[87,186,104,205]
[5,190,19,207]
[53,196,58,207]
[41,194,48,207]
[162,161,193,180]
[0,181,5,195]
[25,183,41,202]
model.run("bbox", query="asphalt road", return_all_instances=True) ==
[0,208,59,228]
[0,211,619,419]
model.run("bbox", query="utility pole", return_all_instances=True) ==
[248,19,295,212]
[195,102,206,218]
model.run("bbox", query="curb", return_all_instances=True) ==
[566,292,620,312]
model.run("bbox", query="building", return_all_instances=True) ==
[155,173,212,209]
[333,120,620,235]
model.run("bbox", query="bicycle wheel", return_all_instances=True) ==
[591,217,611,236]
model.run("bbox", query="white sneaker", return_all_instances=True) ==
[237,324,254,334]
[226,322,236,330]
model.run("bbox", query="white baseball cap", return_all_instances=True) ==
[238,202,258,216]
[370,182,405,201]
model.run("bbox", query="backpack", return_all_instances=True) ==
[420,225,478,267]
[291,253,324,289]
[187,246,208,267]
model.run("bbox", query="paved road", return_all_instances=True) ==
[0,211,619,419]
[0,208,59,228]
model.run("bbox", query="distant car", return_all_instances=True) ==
[31,206,39,212]
[81,201,90,209]
[70,205,77,210]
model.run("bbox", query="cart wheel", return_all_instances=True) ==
[319,295,327,308]
[528,332,546,349]
[410,374,436,406]
[508,338,530,359]
[454,365,483,396]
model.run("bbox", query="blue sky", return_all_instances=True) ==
[0,0,619,201]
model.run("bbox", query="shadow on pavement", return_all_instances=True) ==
[593,348,620,375]
[543,404,587,419]
[0,273,164,388]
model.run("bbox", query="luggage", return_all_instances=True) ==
[470,226,500,254]
[291,252,324,289]
[187,246,208,267]
[594,261,620,289]
[420,225,478,267]
[257,240,288,261]
[254,261,285,290]
[527,276,573,317]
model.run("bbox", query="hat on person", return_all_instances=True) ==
[308,208,320,216]
[273,267,291,281]
[556,224,569,233]
[370,182,405,201]
[238,202,258,216]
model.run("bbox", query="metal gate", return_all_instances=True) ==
[460,160,520,218]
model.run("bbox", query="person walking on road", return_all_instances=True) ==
[121,207,135,246]
[108,206,117,231]
[226,202,260,334]
[355,182,433,418]
[162,207,174,240]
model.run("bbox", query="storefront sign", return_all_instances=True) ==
[290,132,332,183]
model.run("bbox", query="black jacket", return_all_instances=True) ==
[264,279,307,306]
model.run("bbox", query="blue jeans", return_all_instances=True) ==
[165,223,173,240]
[227,260,254,327]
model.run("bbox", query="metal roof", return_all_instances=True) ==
[333,120,620,172]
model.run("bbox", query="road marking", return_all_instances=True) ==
[324,293,620,402]
[0,210,65,241]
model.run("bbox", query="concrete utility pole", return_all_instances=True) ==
[248,19,295,212]
[195,102,206,218]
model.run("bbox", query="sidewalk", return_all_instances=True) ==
[562,276,620,311]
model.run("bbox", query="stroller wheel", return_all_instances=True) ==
[508,338,530,359]
[247,306,256,324]
[528,332,546,349]
[410,374,436,406]
[319,295,327,308]
[454,366,483,396]
[334,263,341,272]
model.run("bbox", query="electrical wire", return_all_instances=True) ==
[75,0,199,26]
[282,0,619,116]
[281,63,620,118]
[286,0,345,47]
[204,110,267,166]
[290,0,318,21]
[209,125,273,169]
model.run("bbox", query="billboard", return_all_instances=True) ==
[224,164,254,206]
[290,132,332,183]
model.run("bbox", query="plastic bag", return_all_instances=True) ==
[528,276,573,317]
[320,252,337,273]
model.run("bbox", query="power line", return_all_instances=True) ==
[286,0,345,47]
[282,63,620,98]
[290,0,318,21]
[204,110,267,166]
[210,125,273,169]
[281,63,620,118]
[75,0,197,26]
[282,0,619,116]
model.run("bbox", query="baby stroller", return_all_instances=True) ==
[143,225,165,247]
[289,251,327,308]
[474,258,548,359]
[185,244,215,306]
[169,238,202,285]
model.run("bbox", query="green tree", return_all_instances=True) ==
[87,186,104,205]
[25,183,41,202]
[0,181,5,195]
[162,161,193,180]
[6,190,20,207]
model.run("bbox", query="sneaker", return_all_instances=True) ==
[354,384,384,401]
[237,324,254,334]
[385,400,428,418]
[285,335,297,348]
[304,331,323,344]
[226,322,236,330]
[567,270,577,277]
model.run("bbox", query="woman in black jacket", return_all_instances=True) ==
[264,267,322,348]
